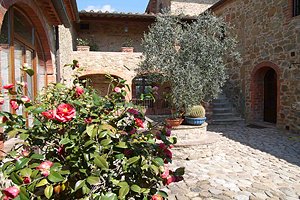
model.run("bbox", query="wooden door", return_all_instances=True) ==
[264,69,277,123]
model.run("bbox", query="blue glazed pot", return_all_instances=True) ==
[185,117,206,125]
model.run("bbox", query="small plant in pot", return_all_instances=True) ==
[185,105,206,125]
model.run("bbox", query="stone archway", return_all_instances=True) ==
[250,61,280,123]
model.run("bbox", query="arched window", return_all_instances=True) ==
[0,7,47,113]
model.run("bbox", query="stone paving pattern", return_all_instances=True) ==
[166,125,300,200]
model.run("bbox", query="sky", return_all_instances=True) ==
[76,0,150,13]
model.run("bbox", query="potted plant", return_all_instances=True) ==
[185,105,206,125]
[76,37,90,51]
[121,38,134,52]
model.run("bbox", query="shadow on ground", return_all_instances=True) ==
[207,124,300,167]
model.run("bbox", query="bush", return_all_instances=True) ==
[0,61,184,200]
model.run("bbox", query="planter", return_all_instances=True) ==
[185,117,206,125]
[77,45,90,52]
[121,47,134,53]
[165,118,183,127]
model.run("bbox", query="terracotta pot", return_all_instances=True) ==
[165,118,183,127]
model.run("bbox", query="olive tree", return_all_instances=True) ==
[139,12,239,112]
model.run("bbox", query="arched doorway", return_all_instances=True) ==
[264,69,277,123]
[251,62,280,124]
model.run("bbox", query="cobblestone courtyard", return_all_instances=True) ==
[167,125,300,200]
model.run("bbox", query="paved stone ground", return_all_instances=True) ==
[166,125,300,200]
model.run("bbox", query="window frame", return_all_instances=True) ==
[293,0,300,17]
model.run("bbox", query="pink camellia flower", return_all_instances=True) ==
[114,87,121,93]
[134,118,144,128]
[2,186,20,199]
[10,100,19,110]
[23,176,31,184]
[42,110,55,120]
[151,194,163,200]
[166,176,176,185]
[84,117,93,124]
[166,129,171,137]
[0,97,4,105]
[54,103,76,122]
[161,165,170,179]
[75,86,84,97]
[36,161,53,177]
[21,96,31,103]
[158,143,167,150]
[3,83,14,90]
[21,149,30,157]
[127,108,139,115]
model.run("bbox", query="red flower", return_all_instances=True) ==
[161,165,170,179]
[10,100,19,110]
[152,194,163,200]
[166,129,171,137]
[2,186,20,199]
[23,176,31,184]
[164,149,172,159]
[75,86,84,97]
[36,161,53,177]
[127,108,139,115]
[2,116,8,123]
[0,97,4,105]
[134,118,144,128]
[166,176,176,185]
[57,145,64,156]
[84,117,93,124]
[21,96,31,103]
[54,103,76,122]
[42,110,55,119]
[158,143,167,150]
[3,83,14,90]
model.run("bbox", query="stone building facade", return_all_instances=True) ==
[210,0,300,133]
[146,0,219,15]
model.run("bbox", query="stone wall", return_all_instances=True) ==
[212,0,300,133]
[77,19,152,52]
[170,0,218,15]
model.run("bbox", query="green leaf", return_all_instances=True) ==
[116,142,127,148]
[101,138,112,146]
[30,153,44,160]
[55,83,65,89]
[10,172,23,185]
[118,182,129,199]
[150,165,159,175]
[130,184,141,194]
[19,186,30,200]
[153,157,164,166]
[20,168,32,177]
[127,156,140,165]
[94,155,109,170]
[48,171,64,183]
[31,107,45,114]
[60,138,72,145]
[19,133,29,140]
[25,68,34,77]
[36,179,49,187]
[44,185,53,199]
[141,188,150,194]
[27,181,37,192]
[174,167,185,176]
[86,124,95,137]
[157,190,168,198]
[87,176,100,185]
[100,192,118,200]
[74,180,86,191]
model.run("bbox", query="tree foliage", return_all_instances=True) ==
[139,12,239,111]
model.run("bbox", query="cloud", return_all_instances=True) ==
[84,5,115,12]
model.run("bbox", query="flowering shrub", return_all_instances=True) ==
[0,61,184,199]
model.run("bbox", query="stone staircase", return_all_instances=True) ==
[211,93,245,125]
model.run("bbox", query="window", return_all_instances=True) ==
[294,0,300,16]
[0,7,47,113]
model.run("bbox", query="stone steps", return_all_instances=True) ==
[211,92,244,125]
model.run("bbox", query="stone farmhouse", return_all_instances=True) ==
[0,0,299,142]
